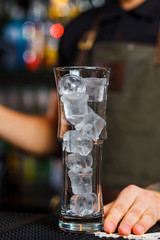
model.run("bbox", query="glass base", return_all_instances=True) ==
[59,215,104,233]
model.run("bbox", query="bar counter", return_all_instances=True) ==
[0,212,160,240]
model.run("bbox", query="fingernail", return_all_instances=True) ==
[104,221,115,233]
[134,224,145,235]
[118,223,131,235]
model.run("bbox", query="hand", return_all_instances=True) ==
[104,184,160,235]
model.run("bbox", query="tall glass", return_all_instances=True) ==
[54,66,110,232]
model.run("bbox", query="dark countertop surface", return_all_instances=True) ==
[0,212,159,240]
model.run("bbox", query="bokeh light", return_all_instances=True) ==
[23,49,41,71]
[22,21,36,39]
[50,0,69,4]
[50,23,64,38]
[23,49,36,64]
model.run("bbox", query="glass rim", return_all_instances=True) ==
[53,66,111,73]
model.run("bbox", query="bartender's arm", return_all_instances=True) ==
[104,184,160,235]
[0,90,60,155]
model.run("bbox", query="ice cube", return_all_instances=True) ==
[63,130,93,156]
[66,153,93,171]
[59,74,86,95]
[70,193,98,216]
[84,77,106,102]
[61,93,88,125]
[68,168,92,194]
[75,108,106,141]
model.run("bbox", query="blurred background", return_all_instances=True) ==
[0,0,105,214]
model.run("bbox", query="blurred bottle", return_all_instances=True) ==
[6,87,20,110]
[21,87,36,113]
[36,87,49,113]
[44,23,59,68]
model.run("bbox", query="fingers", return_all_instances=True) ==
[104,185,160,236]
[104,185,140,234]
[104,202,114,217]
[132,207,158,235]
[118,190,151,235]
[118,190,160,235]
